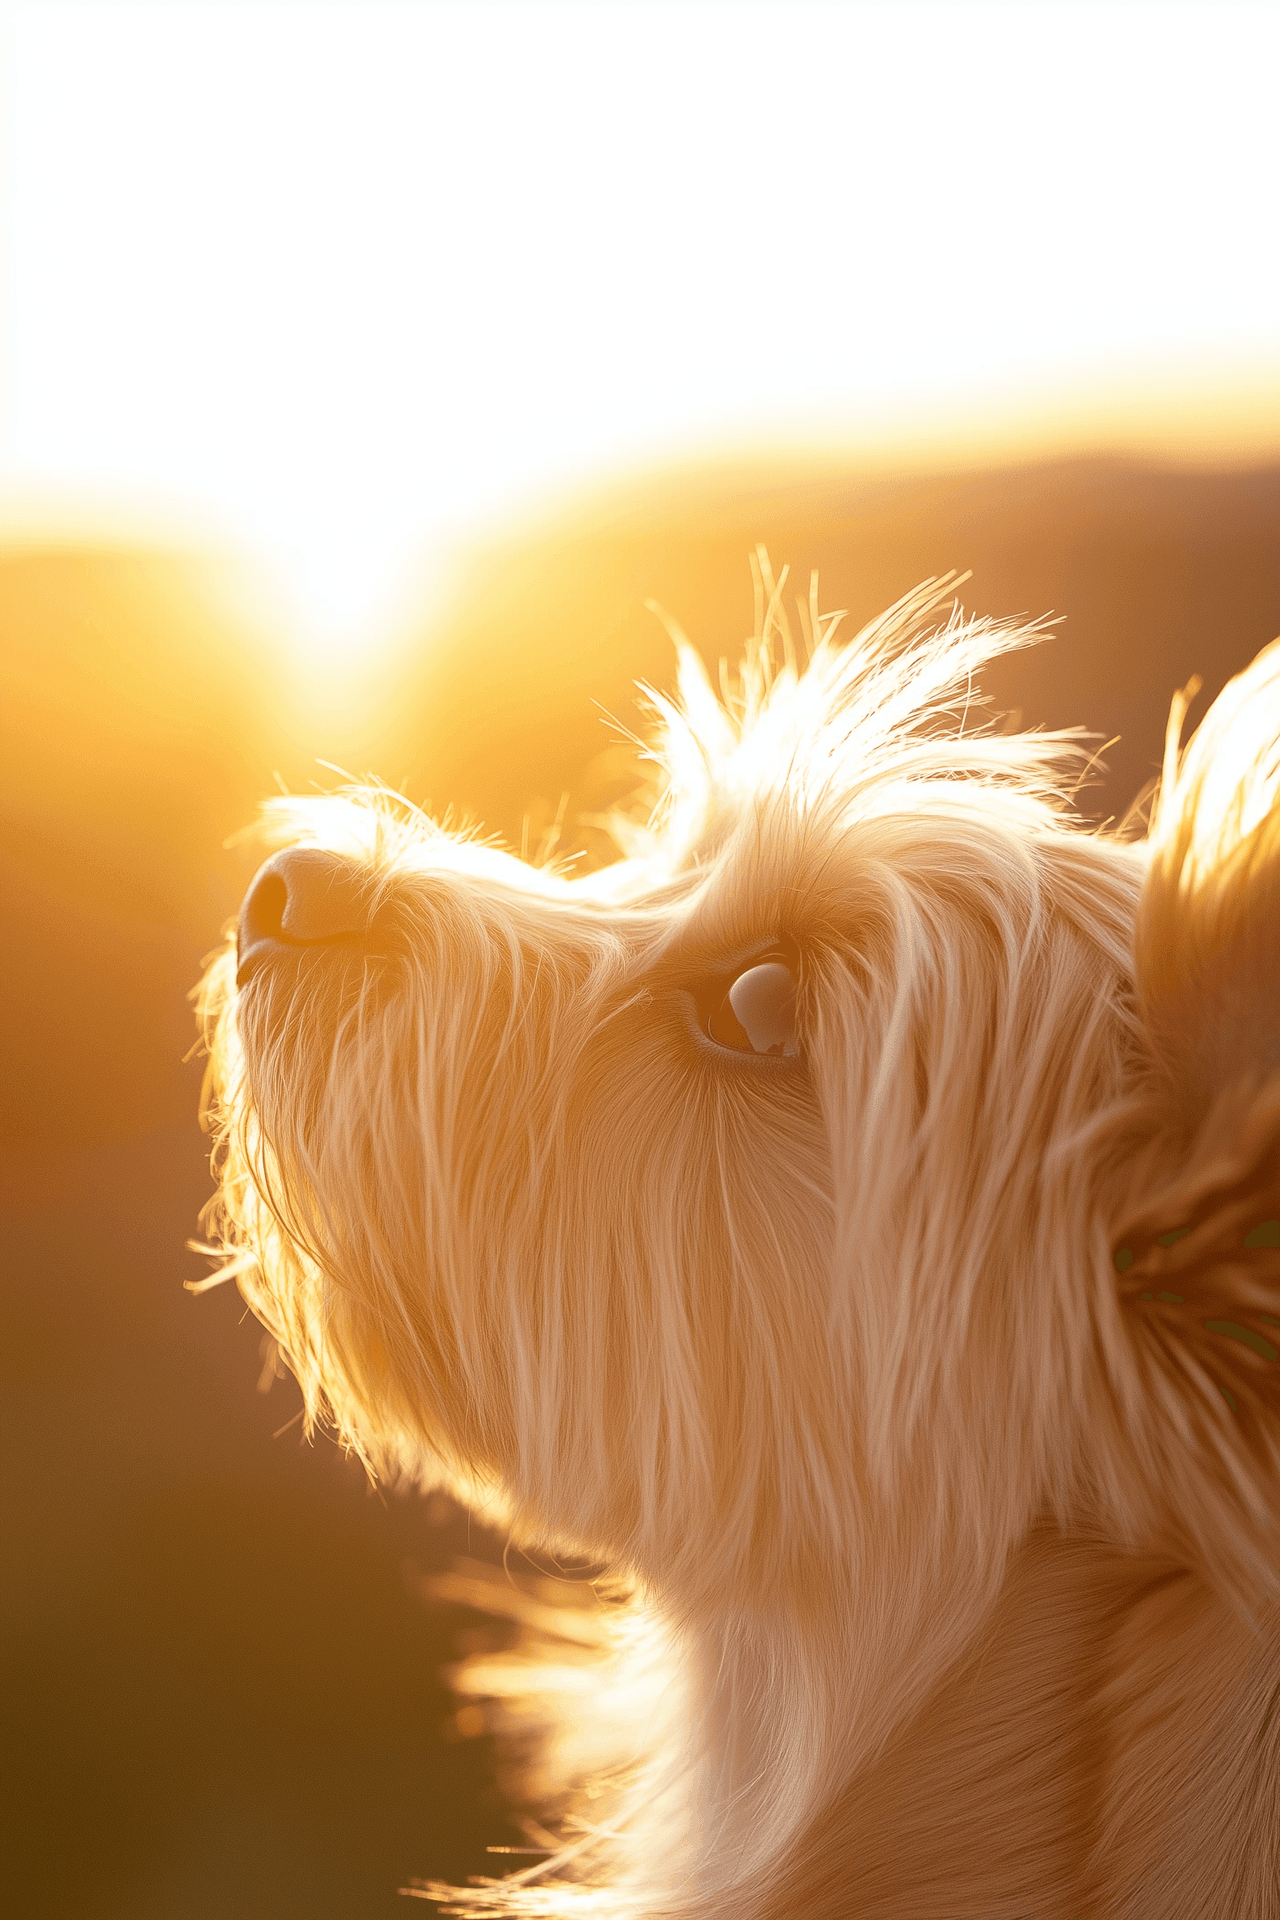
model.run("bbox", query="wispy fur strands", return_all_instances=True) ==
[197,567,1280,1918]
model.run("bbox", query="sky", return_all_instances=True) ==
[2,0,1278,645]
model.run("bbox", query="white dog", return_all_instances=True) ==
[199,567,1280,1918]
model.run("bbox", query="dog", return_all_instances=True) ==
[198,564,1280,1918]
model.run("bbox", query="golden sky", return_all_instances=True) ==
[2,0,1278,648]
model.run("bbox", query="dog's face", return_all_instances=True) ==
[199,577,1280,1633]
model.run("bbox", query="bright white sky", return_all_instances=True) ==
[2,0,1278,646]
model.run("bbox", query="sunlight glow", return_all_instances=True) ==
[2,1,1278,658]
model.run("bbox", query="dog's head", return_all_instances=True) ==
[198,571,1280,1632]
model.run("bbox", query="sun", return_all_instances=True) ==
[2,1,1278,667]
[248,505,443,665]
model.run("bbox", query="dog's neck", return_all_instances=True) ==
[688,1527,1280,1920]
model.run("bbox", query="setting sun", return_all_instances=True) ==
[2,0,1278,657]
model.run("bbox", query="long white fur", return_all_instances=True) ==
[198,562,1280,1918]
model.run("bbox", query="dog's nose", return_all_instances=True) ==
[236,849,370,987]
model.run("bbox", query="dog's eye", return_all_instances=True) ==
[707,962,798,1057]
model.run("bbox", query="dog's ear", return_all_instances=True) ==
[1110,640,1280,1606]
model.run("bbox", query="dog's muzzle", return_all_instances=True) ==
[236,849,370,988]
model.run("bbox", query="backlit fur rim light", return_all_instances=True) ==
[194,556,1280,1918]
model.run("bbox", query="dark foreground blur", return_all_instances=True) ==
[3,455,1279,1918]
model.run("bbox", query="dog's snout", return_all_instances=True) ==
[236,849,370,987]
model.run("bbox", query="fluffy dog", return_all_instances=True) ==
[198,566,1280,1918]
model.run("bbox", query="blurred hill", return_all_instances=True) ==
[2,454,1279,1917]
